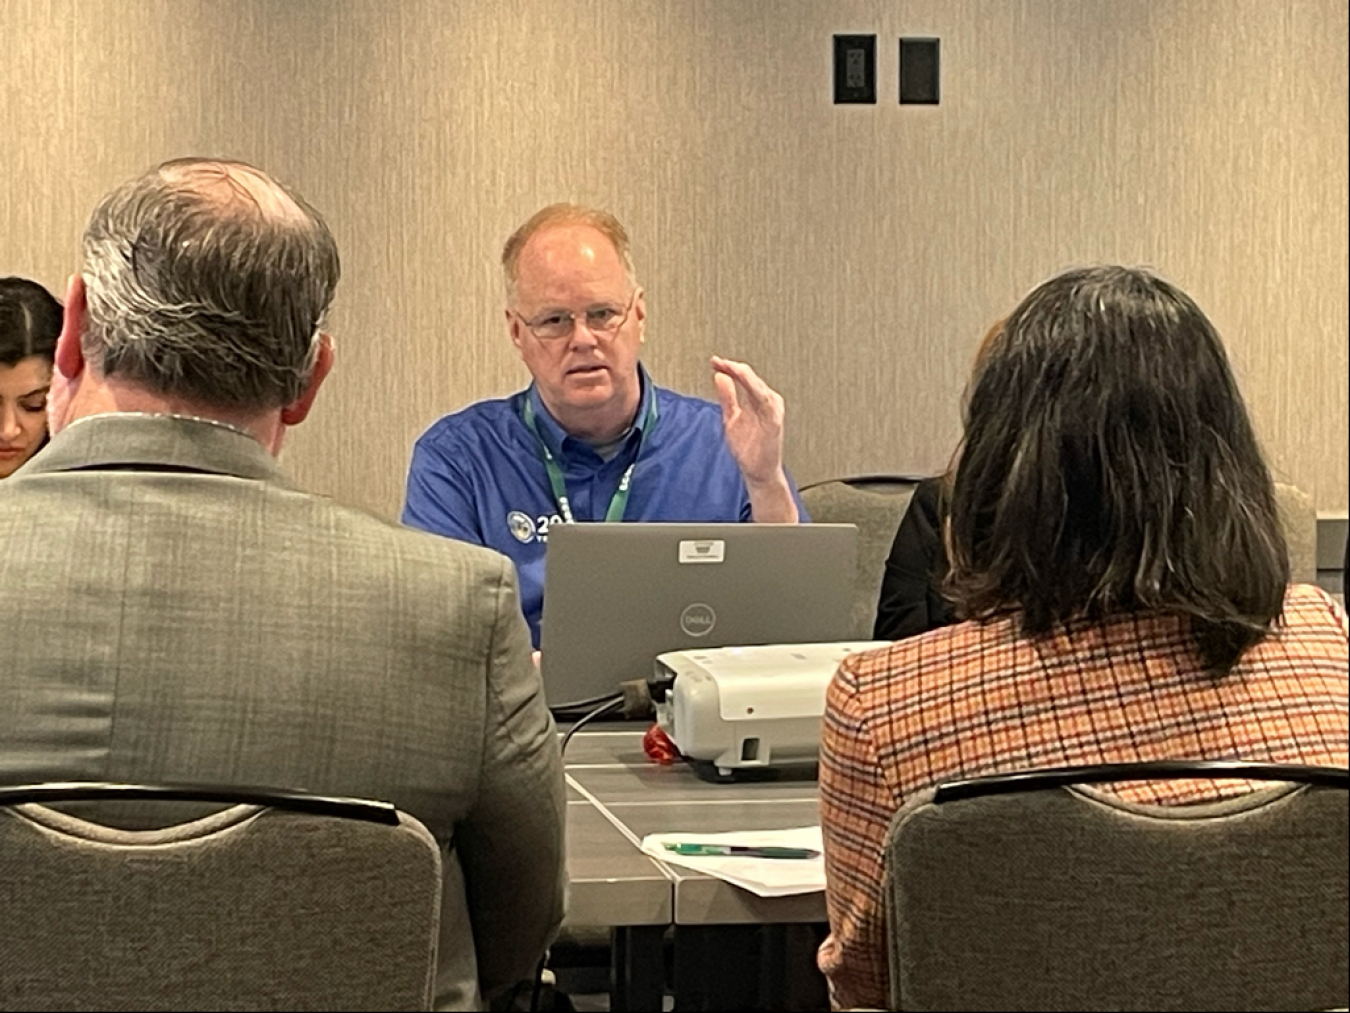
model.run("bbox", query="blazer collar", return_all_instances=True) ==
[18,413,298,489]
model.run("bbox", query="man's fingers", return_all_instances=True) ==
[713,370,738,424]
[711,356,773,410]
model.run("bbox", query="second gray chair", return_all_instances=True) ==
[884,761,1349,1012]
[799,475,924,639]
[0,783,443,1012]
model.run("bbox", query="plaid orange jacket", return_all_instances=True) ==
[818,584,1350,1011]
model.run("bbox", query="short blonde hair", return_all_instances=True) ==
[501,204,636,300]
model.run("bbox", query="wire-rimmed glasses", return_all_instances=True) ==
[512,288,639,341]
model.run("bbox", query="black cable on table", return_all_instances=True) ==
[549,690,627,720]
[528,952,546,1013]
[559,695,624,759]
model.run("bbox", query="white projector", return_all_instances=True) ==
[651,641,889,780]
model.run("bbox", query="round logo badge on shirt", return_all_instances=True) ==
[679,603,717,637]
[507,510,537,544]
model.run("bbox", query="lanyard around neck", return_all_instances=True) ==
[521,393,659,524]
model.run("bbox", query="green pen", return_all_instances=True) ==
[662,842,821,860]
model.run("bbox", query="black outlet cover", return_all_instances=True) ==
[833,34,877,104]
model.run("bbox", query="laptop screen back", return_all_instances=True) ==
[539,523,858,708]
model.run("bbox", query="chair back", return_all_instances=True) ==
[799,476,925,639]
[884,761,1350,1012]
[0,783,442,1012]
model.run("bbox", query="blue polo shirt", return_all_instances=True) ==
[402,368,807,647]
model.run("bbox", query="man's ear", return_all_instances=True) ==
[280,333,334,427]
[507,308,526,354]
[44,275,88,436]
[55,274,87,380]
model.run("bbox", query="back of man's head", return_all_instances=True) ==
[79,158,340,413]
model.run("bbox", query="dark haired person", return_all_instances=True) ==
[873,319,1006,641]
[872,475,952,639]
[0,276,61,478]
[0,159,564,1010]
[819,266,1348,1010]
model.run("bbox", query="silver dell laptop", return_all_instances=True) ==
[539,523,858,708]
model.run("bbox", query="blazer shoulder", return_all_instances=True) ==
[320,496,515,573]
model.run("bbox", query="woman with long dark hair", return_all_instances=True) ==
[819,266,1348,1011]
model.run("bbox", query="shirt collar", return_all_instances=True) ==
[526,364,654,459]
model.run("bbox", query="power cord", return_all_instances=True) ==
[559,695,624,759]
[548,690,626,720]
[528,952,546,1013]
[528,695,624,1011]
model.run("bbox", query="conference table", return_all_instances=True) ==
[561,726,830,1011]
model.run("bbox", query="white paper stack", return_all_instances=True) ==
[639,825,825,898]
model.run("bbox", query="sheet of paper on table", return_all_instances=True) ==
[639,825,825,898]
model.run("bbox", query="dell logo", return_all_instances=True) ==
[680,603,717,637]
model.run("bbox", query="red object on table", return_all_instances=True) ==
[643,723,680,764]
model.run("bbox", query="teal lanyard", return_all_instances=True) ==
[521,392,659,524]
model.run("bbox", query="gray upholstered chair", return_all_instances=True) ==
[884,761,1349,1012]
[0,783,442,1012]
[799,476,924,639]
[1274,481,1318,584]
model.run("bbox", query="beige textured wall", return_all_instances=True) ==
[3,0,1346,519]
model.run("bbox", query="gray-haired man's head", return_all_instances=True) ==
[79,158,340,413]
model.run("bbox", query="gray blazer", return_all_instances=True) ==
[0,414,566,1012]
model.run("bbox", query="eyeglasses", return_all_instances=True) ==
[513,288,639,342]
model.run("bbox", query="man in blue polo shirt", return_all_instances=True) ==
[402,203,805,647]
